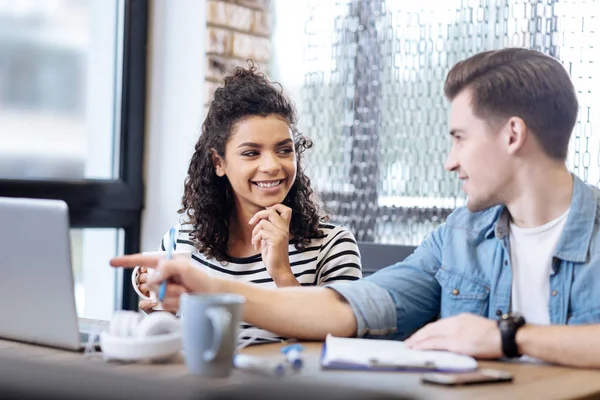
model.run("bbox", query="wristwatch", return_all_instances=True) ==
[497,312,526,358]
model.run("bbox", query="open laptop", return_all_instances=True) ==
[0,196,104,351]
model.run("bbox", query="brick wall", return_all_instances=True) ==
[205,0,272,110]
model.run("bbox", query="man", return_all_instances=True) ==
[112,48,600,368]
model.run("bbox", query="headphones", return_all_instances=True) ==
[100,310,182,362]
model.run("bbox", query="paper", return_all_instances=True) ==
[321,334,478,371]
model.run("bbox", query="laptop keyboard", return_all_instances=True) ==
[79,331,93,343]
[79,319,109,345]
[79,319,109,332]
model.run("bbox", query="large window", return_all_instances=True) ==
[0,0,147,318]
[272,0,600,246]
[0,0,124,181]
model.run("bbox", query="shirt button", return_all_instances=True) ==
[504,260,508,266]
[452,289,460,295]
[552,290,558,296]
[496,309,503,316]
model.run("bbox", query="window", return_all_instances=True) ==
[272,0,599,245]
[71,228,123,320]
[0,0,148,315]
[0,0,123,180]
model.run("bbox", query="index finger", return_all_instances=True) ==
[266,204,292,223]
[248,209,280,225]
[110,254,163,269]
[249,210,288,234]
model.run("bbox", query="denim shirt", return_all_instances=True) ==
[328,175,600,340]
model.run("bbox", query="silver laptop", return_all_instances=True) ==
[0,196,104,351]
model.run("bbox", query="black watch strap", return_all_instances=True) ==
[498,313,526,358]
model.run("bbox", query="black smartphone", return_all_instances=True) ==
[421,369,513,386]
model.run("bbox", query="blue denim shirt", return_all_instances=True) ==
[329,175,600,340]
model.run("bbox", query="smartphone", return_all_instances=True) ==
[421,369,513,386]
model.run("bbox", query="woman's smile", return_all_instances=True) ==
[252,179,286,193]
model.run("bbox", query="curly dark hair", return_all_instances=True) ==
[179,62,327,262]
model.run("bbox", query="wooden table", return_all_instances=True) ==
[1,338,600,399]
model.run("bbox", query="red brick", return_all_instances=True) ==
[232,32,271,62]
[252,10,272,36]
[206,27,233,55]
[206,56,249,80]
[207,0,253,32]
[235,0,271,11]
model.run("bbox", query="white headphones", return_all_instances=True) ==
[100,310,182,362]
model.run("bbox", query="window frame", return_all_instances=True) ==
[0,0,148,311]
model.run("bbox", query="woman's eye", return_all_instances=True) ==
[242,151,258,157]
[279,148,293,154]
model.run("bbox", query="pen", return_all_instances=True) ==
[234,354,286,377]
[281,344,304,371]
[158,227,176,302]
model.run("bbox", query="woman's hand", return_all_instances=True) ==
[111,254,216,313]
[249,204,299,287]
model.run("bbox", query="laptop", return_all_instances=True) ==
[0,196,104,351]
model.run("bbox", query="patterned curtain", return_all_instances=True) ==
[301,0,598,245]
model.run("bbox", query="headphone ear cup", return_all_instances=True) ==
[108,312,127,337]
[133,312,181,338]
[129,312,143,336]
[101,311,181,362]
[108,311,143,337]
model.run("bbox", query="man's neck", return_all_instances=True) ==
[505,162,573,229]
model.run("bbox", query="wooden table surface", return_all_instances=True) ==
[1,338,600,400]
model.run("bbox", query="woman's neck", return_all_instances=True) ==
[226,203,262,258]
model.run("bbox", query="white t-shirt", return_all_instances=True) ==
[509,209,570,325]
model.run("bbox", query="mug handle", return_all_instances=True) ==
[203,306,232,362]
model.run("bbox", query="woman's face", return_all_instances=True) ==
[213,114,297,215]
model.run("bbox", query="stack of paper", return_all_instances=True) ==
[321,334,478,372]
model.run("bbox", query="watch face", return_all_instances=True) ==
[513,313,525,325]
[503,312,525,325]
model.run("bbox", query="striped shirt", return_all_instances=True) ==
[160,223,362,344]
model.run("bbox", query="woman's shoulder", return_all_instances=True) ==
[308,223,358,249]
[159,223,198,252]
[175,222,194,237]
[316,222,355,236]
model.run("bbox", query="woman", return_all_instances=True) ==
[133,64,361,344]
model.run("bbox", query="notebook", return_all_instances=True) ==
[320,334,478,372]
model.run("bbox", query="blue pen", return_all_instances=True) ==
[158,227,176,302]
[281,344,304,371]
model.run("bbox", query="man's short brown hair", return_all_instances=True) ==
[444,48,578,160]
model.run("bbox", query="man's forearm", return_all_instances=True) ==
[214,278,357,340]
[517,324,600,368]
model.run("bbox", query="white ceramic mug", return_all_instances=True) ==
[180,293,245,377]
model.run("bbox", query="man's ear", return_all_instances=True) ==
[211,149,225,177]
[505,117,528,156]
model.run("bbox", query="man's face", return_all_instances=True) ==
[444,90,512,212]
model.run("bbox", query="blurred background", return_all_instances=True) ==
[0,0,598,320]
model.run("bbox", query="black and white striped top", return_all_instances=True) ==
[160,223,362,344]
